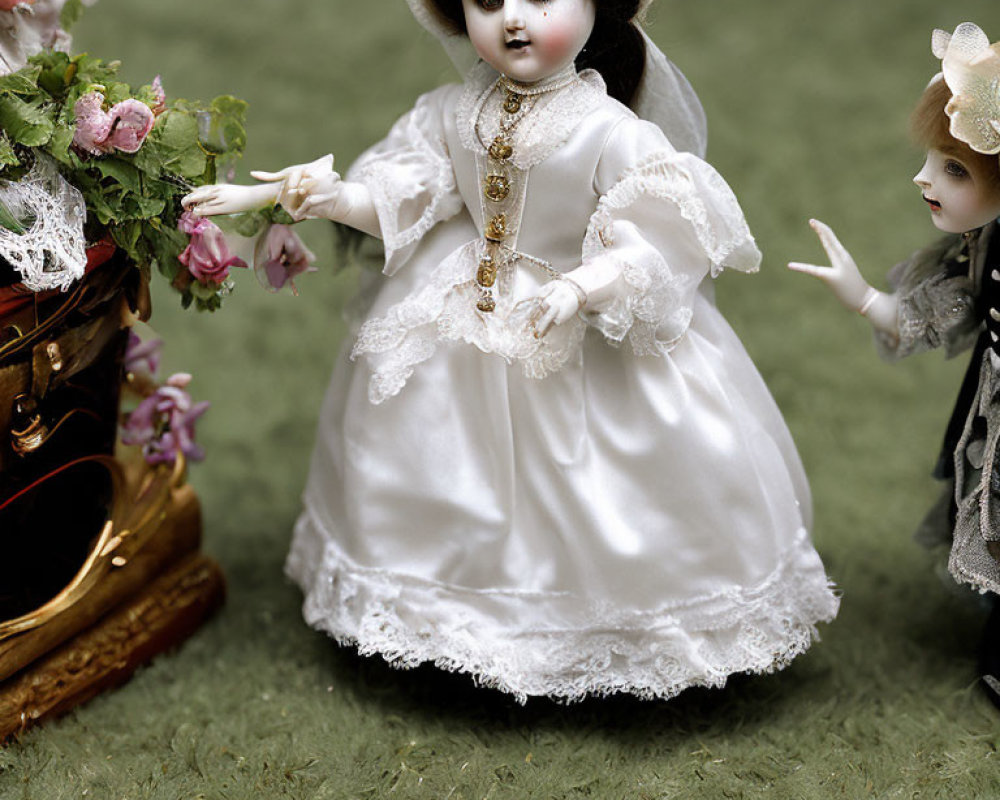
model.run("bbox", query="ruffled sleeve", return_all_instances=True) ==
[585,117,760,354]
[346,85,465,276]
[874,234,978,361]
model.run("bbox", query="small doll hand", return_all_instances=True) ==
[251,155,344,222]
[182,183,279,217]
[530,278,587,339]
[788,220,873,311]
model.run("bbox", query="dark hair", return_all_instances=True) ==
[911,77,1000,191]
[426,0,647,107]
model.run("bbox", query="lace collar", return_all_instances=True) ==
[456,61,608,170]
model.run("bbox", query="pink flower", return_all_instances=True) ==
[177,211,247,285]
[124,330,162,377]
[0,0,34,10]
[72,92,114,155]
[121,373,210,465]
[106,99,155,153]
[72,92,155,156]
[254,224,316,294]
[150,75,167,116]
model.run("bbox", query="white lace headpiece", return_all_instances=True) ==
[404,0,708,158]
[932,22,1000,156]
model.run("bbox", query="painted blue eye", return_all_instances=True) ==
[480,0,503,9]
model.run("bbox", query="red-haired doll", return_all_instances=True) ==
[791,22,1000,708]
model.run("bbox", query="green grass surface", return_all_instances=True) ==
[4,0,1000,797]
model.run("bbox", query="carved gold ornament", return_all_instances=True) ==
[0,453,188,642]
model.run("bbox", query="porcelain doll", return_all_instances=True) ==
[790,23,1000,708]
[185,0,838,702]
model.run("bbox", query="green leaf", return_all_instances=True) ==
[0,65,41,97]
[122,194,166,220]
[59,0,85,32]
[96,158,142,193]
[104,81,132,107]
[0,134,19,169]
[45,125,75,166]
[219,211,268,239]
[148,111,206,179]
[111,220,142,253]
[189,280,220,301]
[0,199,25,234]
[0,95,55,147]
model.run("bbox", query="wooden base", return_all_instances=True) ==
[0,483,225,742]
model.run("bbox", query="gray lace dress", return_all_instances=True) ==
[878,220,1000,594]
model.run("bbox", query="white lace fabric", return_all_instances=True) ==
[456,62,606,171]
[348,86,465,277]
[0,157,87,292]
[288,513,837,704]
[585,147,760,354]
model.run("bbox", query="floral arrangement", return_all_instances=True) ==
[0,1,300,310]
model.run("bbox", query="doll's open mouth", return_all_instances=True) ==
[923,195,942,211]
[506,39,530,50]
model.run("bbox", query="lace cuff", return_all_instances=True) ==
[347,87,464,276]
[583,150,760,354]
[875,239,978,361]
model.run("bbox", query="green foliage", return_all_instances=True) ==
[59,0,86,33]
[0,49,251,311]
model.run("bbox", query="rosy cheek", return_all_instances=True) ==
[537,22,582,63]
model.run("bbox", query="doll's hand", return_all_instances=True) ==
[529,278,587,339]
[182,182,279,217]
[788,220,872,311]
[251,155,343,222]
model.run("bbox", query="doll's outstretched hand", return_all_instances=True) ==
[787,220,871,311]
[251,155,381,238]
[182,182,281,217]
[788,219,900,338]
[251,155,340,222]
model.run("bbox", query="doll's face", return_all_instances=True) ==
[461,0,596,83]
[913,148,1000,234]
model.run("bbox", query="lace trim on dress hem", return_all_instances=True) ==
[286,516,840,703]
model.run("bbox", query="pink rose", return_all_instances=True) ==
[72,92,114,155]
[106,99,155,153]
[177,210,247,285]
[254,224,316,294]
[72,92,155,156]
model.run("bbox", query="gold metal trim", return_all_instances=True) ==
[0,453,187,642]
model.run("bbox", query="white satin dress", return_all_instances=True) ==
[285,63,839,702]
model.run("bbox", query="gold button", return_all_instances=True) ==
[477,261,497,288]
[504,93,523,114]
[483,174,510,202]
[488,137,513,162]
[485,214,508,242]
[477,295,496,313]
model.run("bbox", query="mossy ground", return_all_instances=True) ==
[3,1,1000,797]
